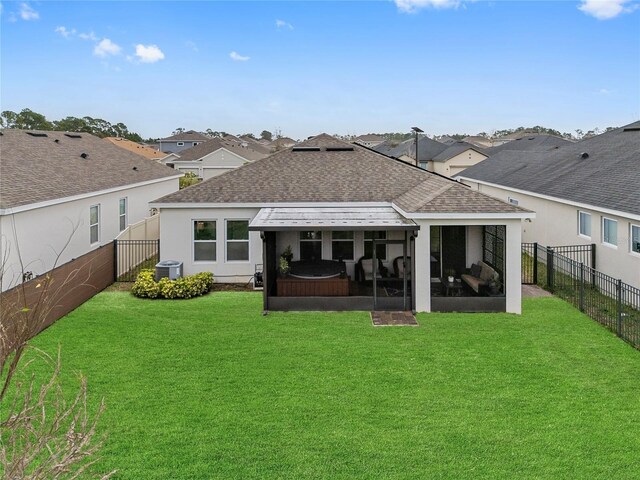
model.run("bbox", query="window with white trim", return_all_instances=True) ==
[119,198,127,232]
[300,231,322,261]
[508,197,519,206]
[331,231,354,260]
[602,217,617,246]
[226,220,249,261]
[578,211,591,237]
[631,224,640,255]
[194,220,216,261]
[89,205,100,244]
[177,141,184,146]
[364,231,387,260]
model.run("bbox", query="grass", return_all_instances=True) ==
[13,292,640,479]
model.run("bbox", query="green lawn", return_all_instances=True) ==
[16,292,640,479]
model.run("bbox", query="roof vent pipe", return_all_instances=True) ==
[580,152,589,159]
[80,152,88,159]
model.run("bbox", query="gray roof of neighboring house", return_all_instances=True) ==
[354,134,384,142]
[173,138,269,162]
[386,136,449,162]
[458,122,640,216]
[0,129,179,210]
[431,142,487,162]
[462,136,493,147]
[158,130,210,142]
[232,136,272,155]
[154,133,528,215]
[484,134,573,155]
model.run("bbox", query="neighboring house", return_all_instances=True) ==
[427,141,488,177]
[270,136,297,151]
[152,134,532,314]
[457,122,640,287]
[230,135,272,155]
[104,137,167,161]
[158,130,210,154]
[162,138,270,180]
[462,136,493,149]
[0,129,181,292]
[381,136,449,167]
[353,134,385,148]
[434,135,457,145]
[483,134,573,156]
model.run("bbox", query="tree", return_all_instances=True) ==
[242,132,257,140]
[54,116,91,133]
[260,130,273,141]
[0,225,114,478]
[7,108,53,130]
[179,171,200,189]
[172,127,186,135]
[1,110,18,128]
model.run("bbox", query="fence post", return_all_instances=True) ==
[579,263,585,312]
[547,247,554,292]
[591,244,597,286]
[533,242,538,285]
[617,279,623,337]
[113,240,118,282]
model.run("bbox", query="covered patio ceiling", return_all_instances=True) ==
[248,207,419,231]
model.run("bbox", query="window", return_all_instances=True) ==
[602,217,617,246]
[508,197,519,206]
[177,142,185,146]
[226,220,249,261]
[119,198,127,232]
[364,231,387,260]
[332,231,354,260]
[194,220,216,261]
[578,211,591,237]
[193,142,200,146]
[300,231,322,261]
[631,224,640,255]
[89,205,100,244]
[418,162,427,170]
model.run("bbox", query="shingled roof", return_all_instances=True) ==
[1,129,180,210]
[158,130,210,142]
[431,141,487,162]
[484,134,573,155]
[154,133,528,216]
[172,138,269,162]
[385,136,449,162]
[458,122,640,217]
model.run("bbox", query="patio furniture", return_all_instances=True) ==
[355,256,387,282]
[441,277,464,297]
[392,256,411,279]
[461,261,499,294]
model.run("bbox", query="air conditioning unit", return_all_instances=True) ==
[155,260,183,281]
[254,264,264,290]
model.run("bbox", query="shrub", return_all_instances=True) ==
[132,269,214,299]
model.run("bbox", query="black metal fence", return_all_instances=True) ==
[114,239,160,282]
[522,242,640,349]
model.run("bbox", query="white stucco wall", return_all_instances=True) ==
[413,218,523,314]
[0,178,179,291]
[460,180,640,287]
[159,207,263,283]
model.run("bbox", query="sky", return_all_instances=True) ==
[1,0,639,139]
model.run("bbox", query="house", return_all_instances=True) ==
[353,134,385,148]
[456,122,640,287]
[483,134,573,155]
[104,137,167,161]
[157,130,210,154]
[0,129,181,292]
[462,135,493,149]
[381,136,450,167]
[161,137,270,180]
[270,136,297,151]
[152,134,532,313]
[426,141,488,177]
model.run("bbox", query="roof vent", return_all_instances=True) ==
[80,152,89,159]
[54,139,60,143]
[132,166,138,171]
[292,147,321,152]
[26,132,48,137]
[325,147,354,152]
[64,133,82,138]
[580,152,589,159]
[623,126,640,132]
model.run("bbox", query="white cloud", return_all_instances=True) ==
[78,31,97,41]
[395,0,461,13]
[94,38,121,57]
[229,51,250,61]
[276,19,293,29]
[134,44,165,63]
[55,26,76,38]
[19,2,38,20]
[578,0,639,19]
